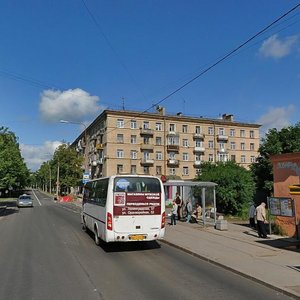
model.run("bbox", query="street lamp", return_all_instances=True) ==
[59,119,88,173]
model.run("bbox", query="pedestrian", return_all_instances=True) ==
[255,202,268,238]
[186,199,193,223]
[190,203,202,223]
[248,202,256,228]
[174,192,182,221]
[170,200,178,226]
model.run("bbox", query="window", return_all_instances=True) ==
[156,122,162,131]
[156,137,162,145]
[208,140,214,149]
[131,150,137,159]
[183,139,189,147]
[117,149,124,158]
[169,168,176,175]
[250,130,254,138]
[117,119,124,128]
[231,155,236,162]
[117,164,123,174]
[183,167,189,176]
[156,166,162,175]
[130,165,136,174]
[195,140,202,147]
[218,153,228,162]
[250,156,256,163]
[240,129,245,137]
[195,126,201,134]
[208,127,214,135]
[143,152,150,160]
[143,121,149,129]
[117,134,124,143]
[143,137,150,144]
[131,120,137,129]
[169,123,175,132]
[219,128,225,135]
[219,142,225,150]
[230,129,235,137]
[241,155,246,163]
[208,154,214,162]
[182,125,188,133]
[168,136,179,145]
[156,151,163,160]
[241,142,245,150]
[250,143,255,151]
[183,153,188,161]
[230,142,236,150]
[131,135,137,144]
[169,152,176,159]
[144,166,150,174]
[195,153,202,161]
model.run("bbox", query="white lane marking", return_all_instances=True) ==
[32,189,42,206]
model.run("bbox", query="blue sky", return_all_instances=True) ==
[1,0,300,171]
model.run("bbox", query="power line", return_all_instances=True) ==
[150,3,300,110]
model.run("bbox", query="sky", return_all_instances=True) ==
[1,0,300,171]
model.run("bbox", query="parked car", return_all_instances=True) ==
[17,194,33,208]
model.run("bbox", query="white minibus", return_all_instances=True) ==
[81,175,166,244]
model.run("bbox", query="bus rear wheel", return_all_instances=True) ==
[94,227,100,246]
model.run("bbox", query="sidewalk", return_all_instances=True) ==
[162,218,300,299]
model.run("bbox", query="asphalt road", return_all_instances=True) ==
[0,190,294,300]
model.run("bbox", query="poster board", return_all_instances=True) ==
[268,197,294,217]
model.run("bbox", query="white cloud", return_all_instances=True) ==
[258,34,298,59]
[20,141,62,171]
[39,88,103,122]
[256,105,296,135]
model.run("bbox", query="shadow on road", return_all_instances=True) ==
[85,230,161,253]
[0,201,18,217]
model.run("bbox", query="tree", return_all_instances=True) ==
[196,161,255,215]
[250,123,300,196]
[52,144,83,195]
[0,127,30,192]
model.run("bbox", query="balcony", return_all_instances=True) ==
[193,133,205,140]
[140,144,154,151]
[193,161,202,167]
[167,159,179,166]
[167,131,179,136]
[218,148,228,153]
[217,134,229,141]
[167,145,179,152]
[141,159,154,166]
[193,146,205,153]
[140,128,154,136]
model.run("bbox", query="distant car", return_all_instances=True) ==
[17,194,33,208]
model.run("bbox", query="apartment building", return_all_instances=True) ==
[72,108,261,180]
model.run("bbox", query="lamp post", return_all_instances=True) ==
[60,119,88,174]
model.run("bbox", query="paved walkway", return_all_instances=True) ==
[163,218,300,299]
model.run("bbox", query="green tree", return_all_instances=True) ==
[250,123,300,196]
[52,144,83,195]
[196,161,255,215]
[0,127,30,192]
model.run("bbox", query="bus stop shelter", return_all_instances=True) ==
[163,180,218,226]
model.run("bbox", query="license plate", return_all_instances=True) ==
[129,234,146,241]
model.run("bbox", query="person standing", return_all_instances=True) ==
[175,192,183,221]
[170,200,178,226]
[248,202,256,228]
[186,199,193,223]
[256,202,268,238]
